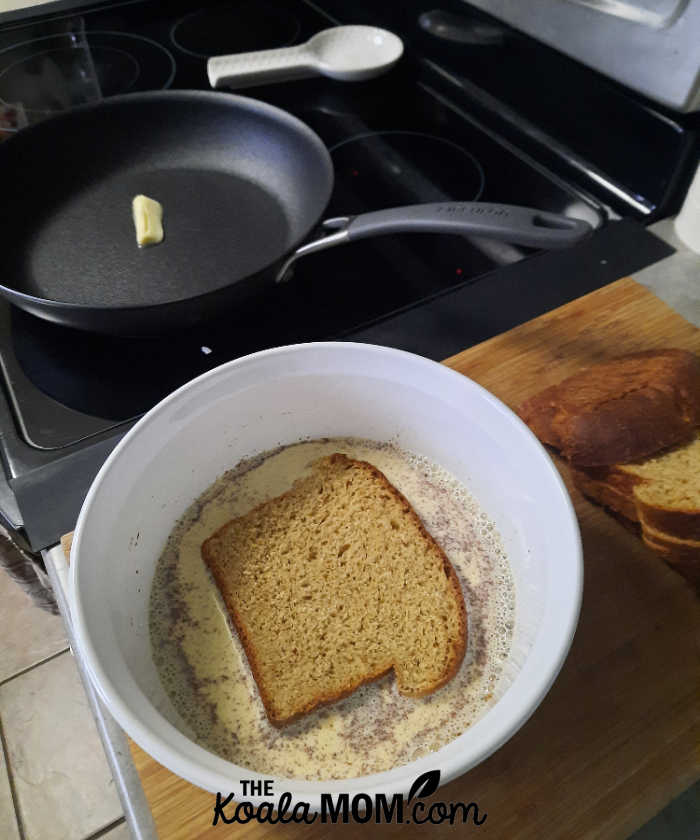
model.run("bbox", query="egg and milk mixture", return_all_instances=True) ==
[149,438,515,780]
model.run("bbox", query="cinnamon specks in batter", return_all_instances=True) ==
[149,438,515,780]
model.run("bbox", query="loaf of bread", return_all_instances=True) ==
[519,350,700,589]
[519,349,700,467]
[201,453,467,726]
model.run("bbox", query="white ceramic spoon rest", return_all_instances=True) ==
[208,25,403,90]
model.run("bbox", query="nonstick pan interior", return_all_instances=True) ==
[1,91,333,309]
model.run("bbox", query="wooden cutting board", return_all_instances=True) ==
[63,277,700,839]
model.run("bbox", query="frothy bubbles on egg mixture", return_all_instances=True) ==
[149,438,515,780]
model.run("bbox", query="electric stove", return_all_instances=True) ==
[0,0,692,549]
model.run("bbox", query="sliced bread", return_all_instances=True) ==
[617,434,700,541]
[572,434,700,543]
[201,453,467,727]
[573,463,700,587]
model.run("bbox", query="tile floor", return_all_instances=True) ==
[0,568,128,840]
[0,1,52,13]
[1,564,697,840]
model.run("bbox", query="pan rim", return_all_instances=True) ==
[0,89,334,312]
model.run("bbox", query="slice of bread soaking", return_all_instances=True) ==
[201,453,467,727]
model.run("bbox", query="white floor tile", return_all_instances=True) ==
[0,0,52,12]
[0,568,68,682]
[102,821,131,839]
[0,652,122,840]
[0,742,20,840]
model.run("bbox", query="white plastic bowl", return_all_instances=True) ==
[70,342,582,809]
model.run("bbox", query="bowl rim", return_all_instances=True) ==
[70,341,583,808]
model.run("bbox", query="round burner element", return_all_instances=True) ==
[0,32,175,117]
[171,2,301,59]
[328,130,485,213]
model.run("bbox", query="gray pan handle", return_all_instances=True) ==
[276,202,592,281]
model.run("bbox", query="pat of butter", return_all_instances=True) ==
[132,194,164,246]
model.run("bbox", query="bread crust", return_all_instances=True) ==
[571,468,640,523]
[202,453,467,727]
[637,503,700,542]
[519,349,700,467]
[642,535,700,592]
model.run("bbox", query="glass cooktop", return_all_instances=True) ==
[0,23,604,448]
[4,0,683,453]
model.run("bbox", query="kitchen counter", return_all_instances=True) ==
[42,219,699,840]
[633,219,699,326]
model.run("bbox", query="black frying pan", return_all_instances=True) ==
[0,90,592,335]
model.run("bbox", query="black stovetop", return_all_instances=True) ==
[0,0,687,548]
[1,45,604,450]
